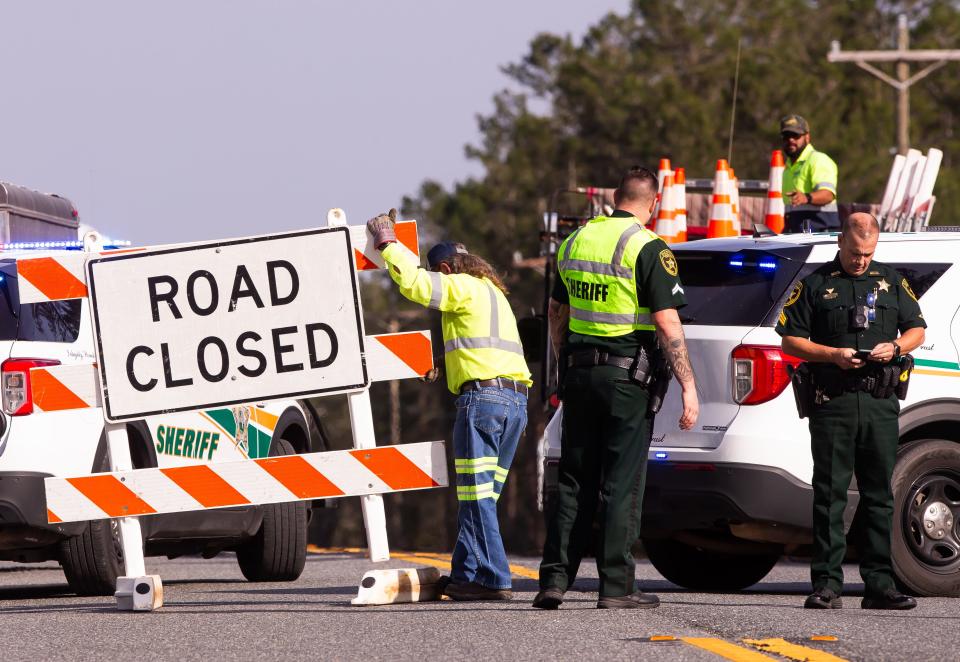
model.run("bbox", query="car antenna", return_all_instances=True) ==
[752,222,776,238]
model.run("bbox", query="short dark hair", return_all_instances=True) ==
[616,166,658,205]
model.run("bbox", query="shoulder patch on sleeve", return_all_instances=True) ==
[658,249,678,276]
[784,281,803,307]
[902,277,918,301]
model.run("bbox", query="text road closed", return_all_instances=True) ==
[87,227,367,421]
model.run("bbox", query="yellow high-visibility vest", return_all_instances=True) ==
[558,215,659,336]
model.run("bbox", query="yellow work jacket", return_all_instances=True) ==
[380,242,532,394]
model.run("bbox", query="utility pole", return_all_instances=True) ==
[827,14,960,155]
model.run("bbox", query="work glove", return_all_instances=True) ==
[419,366,442,384]
[366,208,398,250]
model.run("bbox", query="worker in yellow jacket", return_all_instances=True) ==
[367,209,532,601]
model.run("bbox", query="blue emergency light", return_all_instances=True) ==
[758,258,777,271]
[728,254,777,271]
[0,239,133,251]
[654,452,669,460]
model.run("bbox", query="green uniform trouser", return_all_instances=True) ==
[809,390,899,596]
[539,365,651,598]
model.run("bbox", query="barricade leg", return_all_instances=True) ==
[348,390,391,562]
[105,422,163,610]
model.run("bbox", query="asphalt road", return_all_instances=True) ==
[0,550,956,661]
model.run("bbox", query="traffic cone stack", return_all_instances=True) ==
[650,158,673,231]
[728,166,741,231]
[764,150,786,233]
[654,173,677,242]
[707,159,739,238]
[658,169,687,244]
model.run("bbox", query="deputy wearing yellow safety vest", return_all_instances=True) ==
[780,114,839,232]
[367,209,531,602]
[534,167,699,611]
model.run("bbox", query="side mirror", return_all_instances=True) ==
[517,316,544,363]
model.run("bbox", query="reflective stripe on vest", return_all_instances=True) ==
[427,271,443,309]
[559,217,656,336]
[786,202,839,213]
[443,283,524,356]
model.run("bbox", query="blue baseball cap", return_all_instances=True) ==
[427,241,468,270]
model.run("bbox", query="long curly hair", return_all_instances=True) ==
[444,253,509,294]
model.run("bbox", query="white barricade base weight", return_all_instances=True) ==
[352,567,443,606]
[45,441,448,523]
[115,575,164,611]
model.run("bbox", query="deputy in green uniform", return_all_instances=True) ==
[533,167,699,610]
[778,212,925,610]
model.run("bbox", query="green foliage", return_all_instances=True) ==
[314,0,960,554]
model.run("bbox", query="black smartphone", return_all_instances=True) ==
[853,350,871,361]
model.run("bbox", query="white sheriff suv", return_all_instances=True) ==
[0,248,324,595]
[540,229,960,596]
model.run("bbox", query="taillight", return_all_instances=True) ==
[731,345,802,405]
[1,358,61,416]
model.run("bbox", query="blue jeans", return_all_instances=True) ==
[450,385,528,589]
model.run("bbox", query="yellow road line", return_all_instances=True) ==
[681,638,777,661]
[307,545,539,579]
[744,638,848,662]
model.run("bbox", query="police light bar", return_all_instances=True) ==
[0,239,133,251]
[728,254,778,271]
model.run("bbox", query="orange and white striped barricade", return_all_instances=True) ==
[45,442,447,523]
[707,159,739,238]
[18,212,439,611]
[764,150,786,234]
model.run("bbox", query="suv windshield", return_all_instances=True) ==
[0,260,82,342]
[674,245,812,327]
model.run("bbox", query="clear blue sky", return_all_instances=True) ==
[1,1,630,245]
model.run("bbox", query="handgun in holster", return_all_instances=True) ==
[637,348,672,416]
[787,363,813,419]
[894,354,915,401]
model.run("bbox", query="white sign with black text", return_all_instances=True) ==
[87,227,367,421]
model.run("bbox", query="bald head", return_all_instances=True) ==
[841,212,880,241]
[838,212,880,277]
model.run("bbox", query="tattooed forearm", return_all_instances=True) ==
[666,336,695,384]
[548,299,570,360]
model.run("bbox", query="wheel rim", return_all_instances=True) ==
[110,518,124,566]
[903,471,960,571]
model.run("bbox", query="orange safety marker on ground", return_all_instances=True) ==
[45,441,447,523]
[764,150,786,233]
[707,159,739,238]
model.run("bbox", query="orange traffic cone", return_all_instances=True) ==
[671,167,688,243]
[764,150,786,233]
[728,166,741,232]
[707,160,739,238]
[651,158,673,231]
[654,173,677,242]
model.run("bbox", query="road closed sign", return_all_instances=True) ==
[86,227,367,421]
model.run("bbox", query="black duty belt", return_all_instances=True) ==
[460,377,529,396]
[566,348,633,371]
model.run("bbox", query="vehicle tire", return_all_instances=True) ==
[58,444,127,596]
[236,438,307,581]
[644,537,780,591]
[891,438,960,597]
